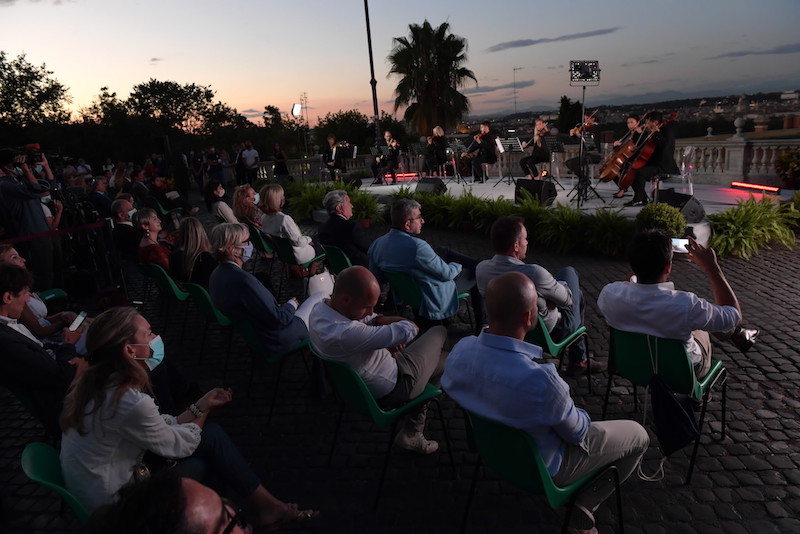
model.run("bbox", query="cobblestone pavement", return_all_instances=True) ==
[2,206,800,533]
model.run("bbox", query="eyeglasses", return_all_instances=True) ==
[221,498,248,534]
[407,215,424,222]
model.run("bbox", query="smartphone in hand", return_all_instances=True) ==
[68,311,87,331]
[671,238,690,254]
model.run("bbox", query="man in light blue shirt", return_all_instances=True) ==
[443,272,648,534]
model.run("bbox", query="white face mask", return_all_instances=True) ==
[41,195,52,204]
[128,208,138,219]
[216,188,225,197]
[241,242,254,262]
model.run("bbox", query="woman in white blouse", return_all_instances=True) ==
[59,307,317,529]
[258,184,322,263]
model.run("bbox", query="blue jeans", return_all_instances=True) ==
[549,266,587,364]
[175,423,261,500]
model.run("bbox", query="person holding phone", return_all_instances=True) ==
[598,230,759,379]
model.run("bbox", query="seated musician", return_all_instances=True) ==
[321,134,346,181]
[564,111,602,182]
[464,121,497,184]
[611,114,643,199]
[422,126,448,177]
[371,130,400,185]
[624,111,679,207]
[519,119,551,179]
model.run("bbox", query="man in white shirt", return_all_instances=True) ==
[240,141,260,185]
[309,266,447,454]
[598,229,758,378]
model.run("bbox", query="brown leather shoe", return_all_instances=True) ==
[567,357,608,378]
[730,326,759,353]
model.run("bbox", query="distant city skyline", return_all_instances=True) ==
[2,0,798,126]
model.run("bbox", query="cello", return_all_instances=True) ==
[613,112,677,191]
[598,119,645,183]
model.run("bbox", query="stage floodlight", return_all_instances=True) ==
[569,61,600,86]
[291,104,302,117]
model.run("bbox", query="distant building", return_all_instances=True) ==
[781,91,799,101]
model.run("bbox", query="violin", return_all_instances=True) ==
[524,123,549,147]
[461,131,485,158]
[569,110,598,137]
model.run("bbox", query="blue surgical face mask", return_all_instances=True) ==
[253,193,260,205]
[132,335,165,371]
[41,195,52,204]
[127,208,138,219]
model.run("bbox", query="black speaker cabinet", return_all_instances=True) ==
[656,188,706,223]
[515,180,557,206]
[342,175,362,189]
[416,177,447,195]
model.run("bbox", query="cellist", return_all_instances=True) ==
[611,114,645,199]
[624,111,680,207]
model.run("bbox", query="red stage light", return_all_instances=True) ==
[730,181,781,193]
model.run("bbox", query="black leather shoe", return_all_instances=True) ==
[566,357,608,378]
[624,198,648,207]
[730,326,759,353]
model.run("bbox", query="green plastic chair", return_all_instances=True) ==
[310,345,454,510]
[461,411,624,534]
[271,235,326,299]
[21,442,91,525]
[37,288,69,314]
[382,269,474,332]
[321,244,352,275]
[232,316,310,424]
[137,263,190,340]
[145,195,183,220]
[524,315,593,393]
[602,327,728,484]
[183,283,234,369]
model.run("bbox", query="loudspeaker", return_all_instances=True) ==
[342,175,362,189]
[416,177,447,195]
[656,188,706,223]
[515,180,557,206]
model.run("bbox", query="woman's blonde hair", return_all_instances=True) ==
[258,184,284,214]
[60,307,150,435]
[433,125,444,137]
[132,208,157,230]
[232,185,256,221]
[209,222,249,261]
[175,217,212,280]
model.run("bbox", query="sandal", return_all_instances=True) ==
[263,503,319,532]
[612,189,626,199]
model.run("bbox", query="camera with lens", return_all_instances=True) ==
[21,143,43,165]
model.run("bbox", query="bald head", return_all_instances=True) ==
[330,266,381,320]
[485,272,538,338]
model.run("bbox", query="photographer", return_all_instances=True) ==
[0,148,55,289]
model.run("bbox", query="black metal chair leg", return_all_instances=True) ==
[373,419,398,510]
[602,372,613,420]
[433,398,456,478]
[327,402,345,467]
[460,457,482,534]
[266,358,285,426]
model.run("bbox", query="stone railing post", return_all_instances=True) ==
[725,137,748,182]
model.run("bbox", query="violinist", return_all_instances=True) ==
[464,121,497,184]
[371,130,400,185]
[565,111,602,183]
[611,114,644,199]
[624,111,679,207]
[321,133,346,181]
[422,126,449,177]
[519,119,551,179]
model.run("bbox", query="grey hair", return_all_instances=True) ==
[390,198,421,228]
[209,223,249,261]
[323,190,349,215]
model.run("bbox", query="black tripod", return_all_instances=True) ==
[568,86,605,208]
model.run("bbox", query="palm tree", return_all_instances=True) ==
[388,20,476,136]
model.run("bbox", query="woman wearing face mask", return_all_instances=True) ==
[232,184,262,229]
[203,180,236,224]
[59,307,319,528]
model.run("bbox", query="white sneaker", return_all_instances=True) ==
[393,431,439,454]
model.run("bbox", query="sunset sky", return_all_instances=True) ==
[2,0,798,126]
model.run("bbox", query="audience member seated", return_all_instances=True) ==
[475,216,604,376]
[111,198,139,262]
[208,223,323,355]
[0,245,90,353]
[88,176,113,218]
[87,470,316,534]
[232,184,262,229]
[150,176,199,215]
[317,189,371,267]
[203,179,237,224]
[0,263,86,435]
[309,266,447,454]
[258,184,332,294]
[443,272,649,534]
[598,230,759,379]
[133,208,171,270]
[59,307,318,528]
[169,217,217,289]
[368,198,484,333]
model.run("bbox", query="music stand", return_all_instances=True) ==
[543,135,566,190]
[494,137,523,187]
[377,146,398,184]
[448,141,468,184]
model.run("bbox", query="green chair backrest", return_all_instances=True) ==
[271,235,301,266]
[609,328,700,399]
[465,411,594,510]
[21,442,91,525]
[38,288,69,303]
[321,244,352,275]
[524,316,587,358]
[138,263,190,301]
[184,283,231,326]
[382,269,424,311]
[247,223,274,255]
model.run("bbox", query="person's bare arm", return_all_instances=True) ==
[686,237,742,323]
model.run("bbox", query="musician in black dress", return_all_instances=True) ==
[625,111,679,207]
[519,119,551,179]
[321,134,346,181]
[371,130,400,185]
[466,121,497,184]
[565,112,602,182]
[423,126,448,177]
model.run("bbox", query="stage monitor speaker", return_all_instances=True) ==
[515,180,556,206]
[342,176,362,189]
[656,188,706,223]
[416,177,447,195]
